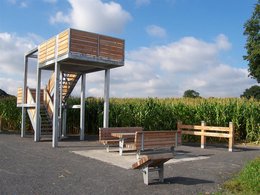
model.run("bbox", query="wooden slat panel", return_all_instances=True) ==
[71,39,98,47]
[71,29,98,40]
[58,30,69,39]
[99,35,124,44]
[38,42,47,63]
[58,44,69,52]
[70,47,97,56]
[17,87,23,104]
[58,30,69,56]
[99,52,123,60]
[134,131,176,150]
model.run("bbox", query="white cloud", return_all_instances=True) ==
[146,25,167,38]
[85,34,256,98]
[0,32,46,95]
[0,32,36,76]
[0,32,256,98]
[215,34,231,50]
[50,11,70,24]
[50,0,132,34]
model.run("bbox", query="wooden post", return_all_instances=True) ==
[228,122,234,152]
[201,121,206,149]
[177,121,182,145]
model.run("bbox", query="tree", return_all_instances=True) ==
[183,89,200,98]
[240,85,260,100]
[243,1,260,82]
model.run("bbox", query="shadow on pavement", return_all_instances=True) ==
[162,176,214,185]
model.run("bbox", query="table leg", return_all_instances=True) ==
[119,138,125,156]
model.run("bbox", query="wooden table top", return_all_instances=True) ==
[111,132,136,139]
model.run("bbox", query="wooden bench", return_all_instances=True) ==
[125,131,178,158]
[99,127,143,152]
[132,152,174,185]
[177,121,234,151]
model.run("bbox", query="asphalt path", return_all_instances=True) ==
[0,134,259,195]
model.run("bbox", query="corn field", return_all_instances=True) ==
[67,97,260,142]
[0,97,21,131]
[0,97,259,142]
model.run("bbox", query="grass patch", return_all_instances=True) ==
[222,157,260,195]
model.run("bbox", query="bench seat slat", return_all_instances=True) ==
[132,153,174,169]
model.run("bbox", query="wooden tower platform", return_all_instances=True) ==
[38,28,124,72]
[17,28,125,147]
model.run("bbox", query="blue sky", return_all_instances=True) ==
[0,0,258,97]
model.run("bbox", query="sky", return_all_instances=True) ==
[0,0,258,98]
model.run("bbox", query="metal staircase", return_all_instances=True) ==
[61,73,81,104]
[22,72,81,136]
[40,105,53,135]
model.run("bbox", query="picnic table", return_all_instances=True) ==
[111,132,136,155]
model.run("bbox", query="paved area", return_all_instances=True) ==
[0,134,259,195]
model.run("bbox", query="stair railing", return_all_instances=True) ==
[43,88,54,119]
[46,72,55,95]
[26,88,37,131]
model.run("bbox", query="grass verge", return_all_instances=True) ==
[221,157,260,195]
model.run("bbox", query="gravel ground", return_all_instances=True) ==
[0,133,259,195]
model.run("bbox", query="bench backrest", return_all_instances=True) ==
[134,131,177,151]
[99,127,143,141]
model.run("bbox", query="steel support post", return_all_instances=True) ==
[52,62,60,148]
[62,106,67,138]
[35,66,41,142]
[80,74,86,141]
[103,69,110,128]
[59,72,63,139]
[21,56,28,137]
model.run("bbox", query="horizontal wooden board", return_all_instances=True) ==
[204,126,230,131]
[58,36,69,44]
[70,41,98,49]
[71,29,98,39]
[58,49,68,56]
[99,35,124,44]
[71,36,98,44]
[58,44,69,52]
[58,30,69,39]
[99,53,123,60]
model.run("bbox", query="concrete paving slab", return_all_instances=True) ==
[71,150,210,169]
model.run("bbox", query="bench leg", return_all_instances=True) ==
[201,135,206,149]
[142,167,149,185]
[141,164,165,185]
[119,138,125,156]
[228,137,233,152]
[106,145,110,152]
[158,164,164,183]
